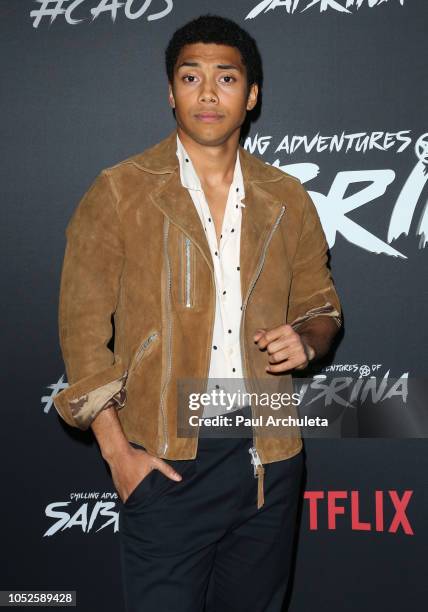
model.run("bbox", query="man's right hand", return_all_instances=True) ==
[108,445,183,504]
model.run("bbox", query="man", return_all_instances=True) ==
[53,14,342,612]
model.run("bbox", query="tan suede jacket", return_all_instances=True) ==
[52,129,342,508]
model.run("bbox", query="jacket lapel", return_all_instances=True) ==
[150,169,214,273]
[239,180,285,304]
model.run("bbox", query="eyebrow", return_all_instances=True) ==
[176,61,242,72]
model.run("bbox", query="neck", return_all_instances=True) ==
[176,126,240,189]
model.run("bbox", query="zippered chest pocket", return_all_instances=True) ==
[181,235,195,308]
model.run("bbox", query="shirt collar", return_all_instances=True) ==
[176,134,245,205]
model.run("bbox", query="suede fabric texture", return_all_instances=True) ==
[53,129,342,464]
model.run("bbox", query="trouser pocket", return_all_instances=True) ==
[123,444,197,510]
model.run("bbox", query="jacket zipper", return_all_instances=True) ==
[240,204,286,510]
[184,236,193,308]
[159,217,172,455]
[127,331,159,380]
[123,330,158,452]
[191,239,217,456]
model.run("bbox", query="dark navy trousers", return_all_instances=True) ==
[118,408,303,612]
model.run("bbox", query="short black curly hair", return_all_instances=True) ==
[165,14,263,91]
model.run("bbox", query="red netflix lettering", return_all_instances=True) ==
[303,490,414,535]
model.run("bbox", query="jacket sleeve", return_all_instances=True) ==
[52,170,128,430]
[287,183,342,331]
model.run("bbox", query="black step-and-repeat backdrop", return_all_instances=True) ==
[2,1,427,610]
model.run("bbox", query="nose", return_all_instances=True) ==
[198,82,218,105]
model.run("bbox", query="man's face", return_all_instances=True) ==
[168,42,258,146]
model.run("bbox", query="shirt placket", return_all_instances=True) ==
[218,188,245,400]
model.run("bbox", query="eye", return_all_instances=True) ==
[220,75,236,84]
[182,74,198,83]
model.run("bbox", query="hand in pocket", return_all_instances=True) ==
[108,445,183,504]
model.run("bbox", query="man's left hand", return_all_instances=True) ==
[253,325,315,373]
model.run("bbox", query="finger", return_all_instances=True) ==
[152,457,182,481]
[267,341,307,363]
[253,328,267,342]
[266,351,308,373]
[267,348,290,364]
[266,334,300,355]
[255,327,285,349]
[257,324,297,350]
[266,357,298,373]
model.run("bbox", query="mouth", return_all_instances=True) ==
[194,112,224,123]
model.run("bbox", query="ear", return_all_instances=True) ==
[168,82,175,109]
[246,83,259,111]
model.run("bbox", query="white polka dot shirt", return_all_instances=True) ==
[176,135,250,417]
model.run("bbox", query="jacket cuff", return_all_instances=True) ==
[53,360,128,430]
[290,302,342,331]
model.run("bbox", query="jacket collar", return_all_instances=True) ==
[132,128,285,186]
[139,129,287,301]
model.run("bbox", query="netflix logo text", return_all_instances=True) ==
[304,490,414,535]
